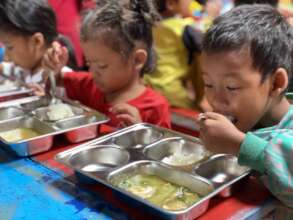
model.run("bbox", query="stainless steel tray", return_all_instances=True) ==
[0,75,33,102]
[55,123,250,220]
[0,95,109,156]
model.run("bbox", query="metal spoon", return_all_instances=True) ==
[48,70,58,105]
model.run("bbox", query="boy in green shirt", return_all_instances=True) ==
[198,5,293,218]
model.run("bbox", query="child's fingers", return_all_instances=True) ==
[42,53,57,71]
[197,113,206,122]
[52,42,65,64]
[47,48,60,65]
[110,103,134,115]
[118,121,127,128]
[116,114,135,126]
[204,112,224,120]
[197,114,219,133]
[28,83,45,96]
[52,41,62,54]
[60,47,69,65]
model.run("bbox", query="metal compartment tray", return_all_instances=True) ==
[56,123,250,220]
[0,95,109,156]
[0,75,33,102]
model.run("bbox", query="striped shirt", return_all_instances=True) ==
[239,103,293,219]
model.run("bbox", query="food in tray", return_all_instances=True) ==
[0,128,41,142]
[0,80,18,92]
[161,145,204,167]
[116,174,200,211]
[47,103,75,121]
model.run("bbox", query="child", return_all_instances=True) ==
[43,0,171,128]
[197,5,293,218]
[0,0,73,90]
[145,0,209,110]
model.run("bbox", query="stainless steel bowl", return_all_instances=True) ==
[33,105,83,122]
[0,107,25,121]
[113,127,163,149]
[68,145,130,172]
[0,116,57,156]
[194,154,250,186]
[144,137,208,171]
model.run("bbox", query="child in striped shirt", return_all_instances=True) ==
[198,5,293,218]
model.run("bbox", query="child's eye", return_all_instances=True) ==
[97,64,108,69]
[204,84,213,88]
[226,86,240,91]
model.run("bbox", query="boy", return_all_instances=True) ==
[198,5,293,218]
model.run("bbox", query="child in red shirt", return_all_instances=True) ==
[43,0,171,128]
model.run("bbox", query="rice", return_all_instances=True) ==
[0,80,17,92]
[162,145,204,166]
[47,103,74,121]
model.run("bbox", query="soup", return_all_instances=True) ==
[0,128,41,142]
[116,174,200,211]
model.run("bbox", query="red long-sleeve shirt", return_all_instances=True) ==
[63,72,171,128]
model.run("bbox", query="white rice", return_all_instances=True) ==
[47,103,74,121]
[0,80,17,92]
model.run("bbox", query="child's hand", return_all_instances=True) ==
[42,41,68,75]
[28,83,45,96]
[197,112,245,155]
[110,103,142,127]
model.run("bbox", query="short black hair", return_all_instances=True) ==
[0,0,57,44]
[234,0,278,7]
[203,5,293,85]
[81,0,161,75]
[155,0,168,13]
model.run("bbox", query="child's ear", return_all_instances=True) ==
[29,32,45,52]
[133,49,147,73]
[270,68,289,97]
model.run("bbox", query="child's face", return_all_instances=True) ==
[166,0,193,17]
[0,32,42,70]
[201,49,273,132]
[81,39,139,94]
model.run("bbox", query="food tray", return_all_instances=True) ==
[0,75,33,102]
[56,123,250,219]
[0,95,109,156]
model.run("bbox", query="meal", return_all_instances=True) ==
[0,128,41,142]
[47,103,75,121]
[0,80,17,92]
[116,174,200,211]
[161,145,205,167]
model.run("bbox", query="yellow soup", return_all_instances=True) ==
[0,128,41,142]
[115,174,200,211]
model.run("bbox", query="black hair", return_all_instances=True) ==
[234,0,278,7]
[81,0,161,75]
[155,0,168,13]
[203,5,293,87]
[0,0,58,45]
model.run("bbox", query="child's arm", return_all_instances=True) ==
[239,130,293,208]
[198,112,293,208]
